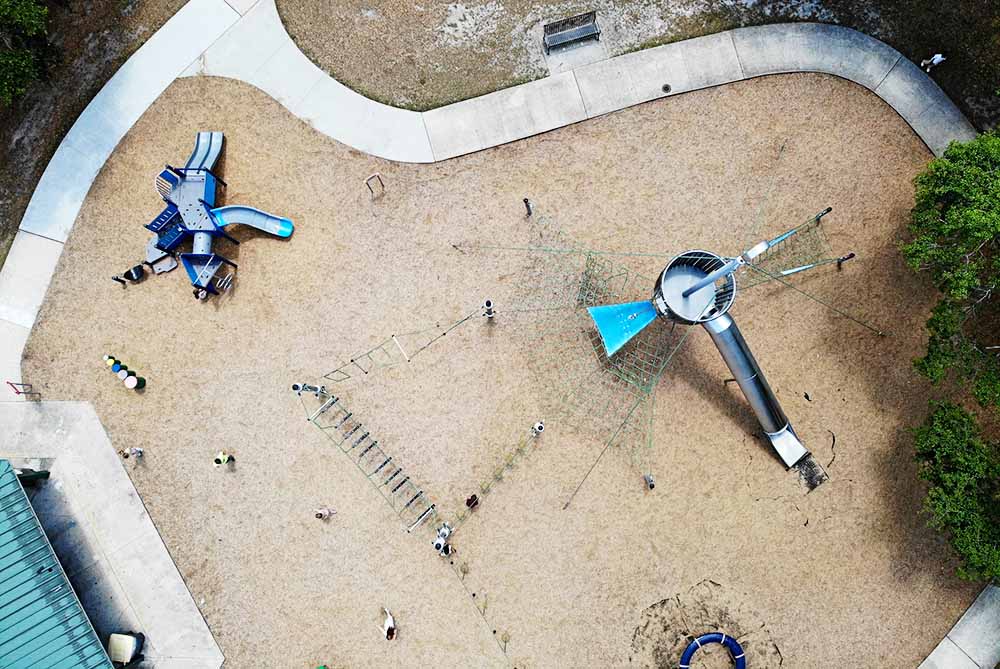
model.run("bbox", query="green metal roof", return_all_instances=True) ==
[0,460,113,669]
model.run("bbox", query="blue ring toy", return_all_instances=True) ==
[679,632,746,669]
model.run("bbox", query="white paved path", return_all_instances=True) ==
[920,585,1000,669]
[0,1,991,665]
[0,401,225,668]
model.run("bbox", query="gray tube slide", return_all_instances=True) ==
[702,313,808,468]
[210,206,294,238]
[184,131,224,172]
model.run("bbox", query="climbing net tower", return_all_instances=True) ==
[294,198,878,530]
[473,203,874,497]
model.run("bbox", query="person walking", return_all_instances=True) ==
[920,53,946,72]
[119,447,144,460]
[381,608,397,640]
[213,451,235,467]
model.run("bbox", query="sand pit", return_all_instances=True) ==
[22,73,980,667]
[630,580,781,667]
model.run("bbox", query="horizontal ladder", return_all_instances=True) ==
[302,388,437,533]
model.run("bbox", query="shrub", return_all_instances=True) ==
[0,0,49,105]
[904,133,1000,581]
[903,132,1000,408]
[912,403,1000,582]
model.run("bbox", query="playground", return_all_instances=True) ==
[21,71,981,667]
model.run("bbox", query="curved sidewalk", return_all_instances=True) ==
[0,1,991,665]
[185,1,975,163]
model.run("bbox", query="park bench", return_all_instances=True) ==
[543,11,601,54]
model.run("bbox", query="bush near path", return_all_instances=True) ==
[905,131,1000,582]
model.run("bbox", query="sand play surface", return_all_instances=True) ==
[23,73,979,668]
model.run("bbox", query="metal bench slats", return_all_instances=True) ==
[543,12,600,54]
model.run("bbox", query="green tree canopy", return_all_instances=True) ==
[903,131,1000,407]
[0,0,49,105]
[904,132,1000,582]
[913,402,1000,582]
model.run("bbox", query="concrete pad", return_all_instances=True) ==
[250,39,326,109]
[574,42,688,118]
[948,585,1000,668]
[179,58,202,78]
[296,77,434,162]
[224,0,260,15]
[56,101,128,180]
[918,637,979,669]
[423,98,494,159]
[31,480,104,577]
[731,24,900,90]
[19,140,103,241]
[678,32,745,90]
[873,56,942,123]
[910,100,980,157]
[0,319,30,387]
[0,231,63,329]
[424,71,587,160]
[67,557,144,638]
[201,0,435,162]
[29,403,159,557]
[196,0,285,81]
[499,71,589,145]
[113,530,223,662]
[72,473,159,557]
[99,0,239,120]
[544,40,610,75]
[0,401,224,668]
[145,659,226,669]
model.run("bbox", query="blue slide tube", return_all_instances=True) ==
[679,632,746,669]
[586,300,658,357]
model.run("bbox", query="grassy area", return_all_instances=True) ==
[278,0,999,129]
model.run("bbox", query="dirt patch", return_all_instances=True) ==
[22,73,979,667]
[630,580,782,668]
[0,0,184,264]
[276,0,1000,128]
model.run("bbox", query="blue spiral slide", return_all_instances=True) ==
[679,632,746,668]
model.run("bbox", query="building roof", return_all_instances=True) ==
[0,460,113,669]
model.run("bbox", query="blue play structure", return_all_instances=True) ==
[586,300,658,357]
[144,132,293,298]
[679,632,746,669]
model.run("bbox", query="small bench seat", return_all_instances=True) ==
[543,12,600,54]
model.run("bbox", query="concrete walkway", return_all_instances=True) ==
[189,2,975,162]
[920,585,1000,669]
[0,401,225,668]
[0,0,990,665]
